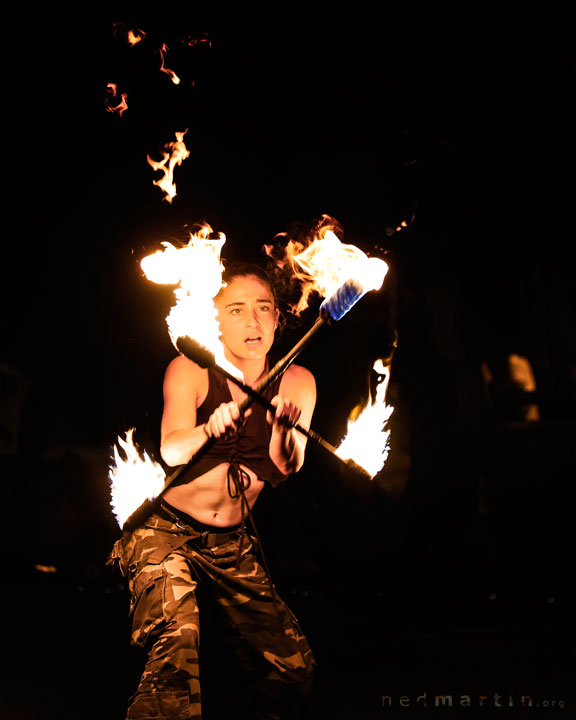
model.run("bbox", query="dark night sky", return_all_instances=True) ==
[2,9,576,720]
[6,9,574,450]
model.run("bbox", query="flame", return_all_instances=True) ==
[159,43,181,84]
[112,23,146,45]
[265,218,388,315]
[508,353,540,422]
[140,225,242,378]
[183,32,212,49]
[147,130,190,202]
[109,429,166,528]
[335,360,394,478]
[105,83,128,116]
[127,28,146,45]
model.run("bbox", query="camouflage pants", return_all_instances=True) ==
[109,510,315,720]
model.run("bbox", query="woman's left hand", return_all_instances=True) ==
[267,395,301,430]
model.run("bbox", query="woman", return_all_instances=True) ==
[110,262,317,720]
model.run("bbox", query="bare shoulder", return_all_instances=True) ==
[163,354,208,397]
[280,364,316,428]
[165,353,204,378]
[281,363,316,392]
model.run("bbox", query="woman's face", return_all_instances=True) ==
[215,274,279,364]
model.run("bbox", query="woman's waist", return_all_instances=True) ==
[157,498,243,534]
[164,463,264,525]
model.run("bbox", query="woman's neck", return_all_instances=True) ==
[229,356,268,387]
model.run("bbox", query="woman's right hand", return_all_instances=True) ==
[203,402,250,438]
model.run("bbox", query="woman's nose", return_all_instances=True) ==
[246,309,260,326]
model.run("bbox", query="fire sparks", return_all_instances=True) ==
[147,130,190,202]
[140,225,241,378]
[335,360,394,478]
[105,83,129,116]
[159,43,181,84]
[183,32,212,49]
[109,429,166,528]
[266,218,388,315]
[385,209,416,237]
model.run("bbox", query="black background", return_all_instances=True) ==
[2,9,575,719]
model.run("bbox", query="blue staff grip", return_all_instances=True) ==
[320,279,364,322]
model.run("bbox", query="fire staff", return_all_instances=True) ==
[108,262,317,720]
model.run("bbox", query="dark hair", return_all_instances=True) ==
[221,261,274,289]
[218,260,286,335]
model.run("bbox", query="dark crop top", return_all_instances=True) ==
[172,366,289,488]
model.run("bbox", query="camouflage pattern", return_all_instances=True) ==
[108,511,315,720]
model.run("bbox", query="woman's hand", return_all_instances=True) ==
[267,395,301,431]
[204,402,251,438]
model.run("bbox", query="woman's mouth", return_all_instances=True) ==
[244,336,262,345]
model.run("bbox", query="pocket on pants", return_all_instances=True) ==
[127,690,190,719]
[130,566,166,649]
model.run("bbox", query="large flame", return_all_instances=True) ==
[140,225,242,378]
[147,130,190,202]
[109,429,166,528]
[335,360,394,478]
[266,218,388,315]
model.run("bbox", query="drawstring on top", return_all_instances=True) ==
[226,458,278,607]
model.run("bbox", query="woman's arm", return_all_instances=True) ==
[268,364,316,475]
[160,355,208,467]
[160,355,245,467]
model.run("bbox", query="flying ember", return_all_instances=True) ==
[147,130,190,202]
[159,43,181,84]
[126,28,146,45]
[112,23,146,45]
[105,83,128,116]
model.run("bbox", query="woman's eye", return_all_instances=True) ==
[259,306,270,312]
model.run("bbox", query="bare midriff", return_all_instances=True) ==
[163,463,265,527]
